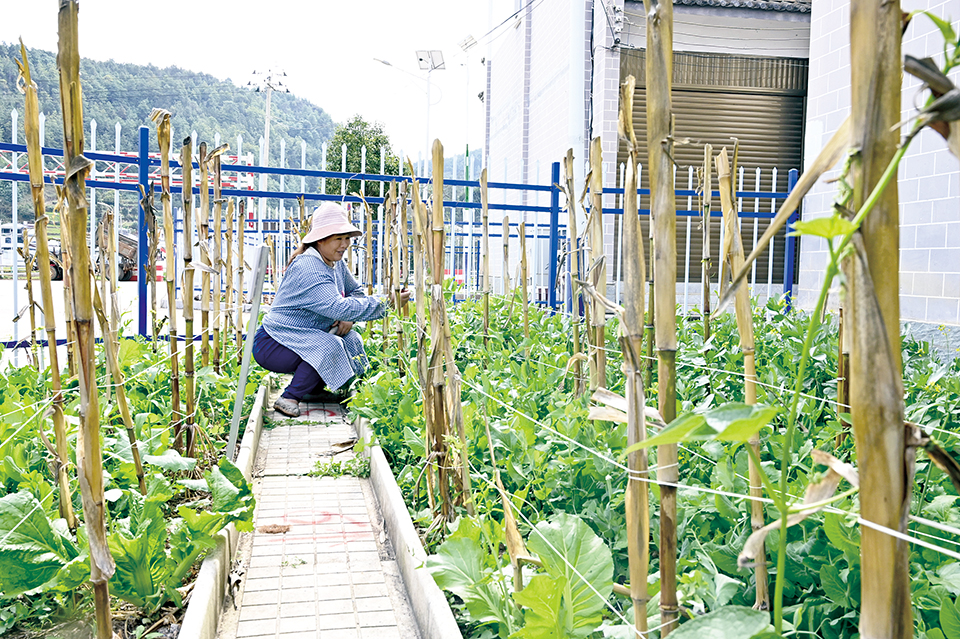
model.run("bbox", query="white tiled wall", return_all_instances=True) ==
[799,0,960,330]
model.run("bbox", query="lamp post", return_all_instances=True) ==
[416,50,445,173]
[247,68,290,239]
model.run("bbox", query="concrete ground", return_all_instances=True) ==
[215,391,421,639]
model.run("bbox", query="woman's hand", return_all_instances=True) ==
[330,320,353,336]
[390,288,411,308]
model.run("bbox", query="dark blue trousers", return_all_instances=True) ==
[252,326,325,400]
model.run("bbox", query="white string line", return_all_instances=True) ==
[460,376,776,506]
[467,459,650,638]
[909,514,960,539]
[858,517,960,562]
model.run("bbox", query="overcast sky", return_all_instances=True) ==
[1,0,515,162]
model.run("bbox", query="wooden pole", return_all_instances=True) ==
[563,150,585,397]
[57,4,115,635]
[410,176,436,512]
[17,41,77,529]
[716,147,768,610]
[643,0,678,632]
[390,182,405,359]
[18,229,39,366]
[197,144,211,369]
[150,109,182,452]
[366,201,374,295]
[849,0,910,635]
[184,140,198,458]
[224,198,235,352]
[213,153,224,374]
[237,198,246,357]
[619,75,651,635]
[588,137,607,390]
[144,184,159,350]
[701,144,713,340]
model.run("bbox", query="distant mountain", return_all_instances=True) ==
[0,42,336,222]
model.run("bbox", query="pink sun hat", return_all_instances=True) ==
[302,202,362,244]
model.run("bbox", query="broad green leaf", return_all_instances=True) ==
[823,512,859,558]
[143,449,197,472]
[512,574,564,639]
[526,513,613,638]
[819,564,848,607]
[427,535,515,630]
[667,606,770,639]
[790,216,856,239]
[624,404,778,454]
[206,459,255,530]
[0,491,78,596]
[928,629,947,639]
[942,598,960,639]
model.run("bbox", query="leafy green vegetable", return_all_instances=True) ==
[667,606,771,639]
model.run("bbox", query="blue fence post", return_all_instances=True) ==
[547,161,561,309]
[137,126,150,337]
[783,168,799,311]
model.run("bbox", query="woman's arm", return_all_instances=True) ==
[296,264,386,323]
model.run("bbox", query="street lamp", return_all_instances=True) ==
[247,68,290,237]
[416,50,444,163]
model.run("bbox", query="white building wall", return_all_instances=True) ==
[799,0,960,351]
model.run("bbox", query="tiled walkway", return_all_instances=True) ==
[217,398,420,639]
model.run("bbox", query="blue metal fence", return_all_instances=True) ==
[0,123,800,346]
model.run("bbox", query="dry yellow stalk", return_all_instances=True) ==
[17,40,77,529]
[57,3,115,635]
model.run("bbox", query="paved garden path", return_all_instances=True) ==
[216,395,421,639]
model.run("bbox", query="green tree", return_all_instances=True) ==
[323,115,400,197]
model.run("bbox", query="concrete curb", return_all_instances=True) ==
[178,384,267,639]
[356,417,464,639]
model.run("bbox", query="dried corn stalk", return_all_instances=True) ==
[17,40,77,529]
[587,137,607,391]
[149,109,182,450]
[57,3,115,636]
[184,140,199,457]
[562,149,585,397]
[619,74,651,634]
[716,146,768,610]
[643,0,679,630]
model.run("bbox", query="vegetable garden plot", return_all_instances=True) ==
[354,293,960,639]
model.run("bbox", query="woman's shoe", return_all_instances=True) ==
[273,397,300,417]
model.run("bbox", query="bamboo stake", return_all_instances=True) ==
[18,228,40,366]
[237,199,246,360]
[588,137,607,390]
[716,147,768,610]
[383,190,393,354]
[150,110,182,451]
[836,305,850,446]
[184,140,198,458]
[213,153,224,374]
[197,144,211,369]
[144,183,159,350]
[643,0,679,631]
[410,174,436,512]
[701,144,713,340]
[429,142,453,520]
[92,284,146,494]
[366,201,374,295]
[645,272,655,390]
[480,170,491,343]
[619,75,651,635]
[57,4,115,636]
[59,192,77,379]
[224,198,235,351]
[390,182,405,360]
[849,0,911,635]
[17,41,77,529]
[400,182,410,321]
[502,214,511,297]
[563,150,585,397]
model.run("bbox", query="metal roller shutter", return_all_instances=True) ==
[615,49,807,287]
